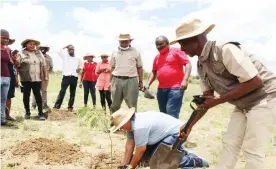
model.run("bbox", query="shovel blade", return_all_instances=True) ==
[149,143,183,169]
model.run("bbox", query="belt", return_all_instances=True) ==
[113,75,135,79]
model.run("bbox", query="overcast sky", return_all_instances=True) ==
[1,0,276,75]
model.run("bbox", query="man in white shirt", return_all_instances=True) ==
[53,45,82,111]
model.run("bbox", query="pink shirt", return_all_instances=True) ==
[95,61,111,90]
[152,47,190,88]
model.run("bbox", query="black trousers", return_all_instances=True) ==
[21,81,43,115]
[83,80,96,105]
[99,90,112,109]
[54,76,78,109]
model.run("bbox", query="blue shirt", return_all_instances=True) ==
[127,111,184,147]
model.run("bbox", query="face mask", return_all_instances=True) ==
[119,46,130,51]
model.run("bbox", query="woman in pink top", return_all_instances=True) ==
[95,54,112,111]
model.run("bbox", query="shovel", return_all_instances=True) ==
[149,95,206,169]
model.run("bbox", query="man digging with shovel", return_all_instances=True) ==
[171,19,276,169]
[110,107,209,169]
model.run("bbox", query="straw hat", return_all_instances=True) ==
[8,39,15,45]
[109,107,135,133]
[83,53,95,60]
[169,19,215,45]
[100,54,109,58]
[38,44,50,49]
[118,33,134,41]
[21,38,40,47]
[0,29,15,45]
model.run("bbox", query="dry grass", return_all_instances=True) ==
[1,73,275,169]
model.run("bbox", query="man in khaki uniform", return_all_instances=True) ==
[110,34,143,113]
[32,45,53,109]
[170,19,276,169]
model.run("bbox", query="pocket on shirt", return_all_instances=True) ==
[212,61,226,74]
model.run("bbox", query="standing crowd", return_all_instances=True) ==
[1,18,276,169]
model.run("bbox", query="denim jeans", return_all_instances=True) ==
[142,135,207,168]
[157,88,184,119]
[1,76,10,123]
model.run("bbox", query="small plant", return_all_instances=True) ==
[76,107,110,131]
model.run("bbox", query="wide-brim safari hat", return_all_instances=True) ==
[8,39,15,45]
[83,53,96,60]
[109,107,135,133]
[0,29,15,45]
[38,44,50,49]
[21,38,41,47]
[170,19,215,45]
[118,33,134,41]
[100,54,109,58]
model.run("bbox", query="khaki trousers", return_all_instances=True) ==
[216,98,276,169]
[32,80,49,106]
[110,77,139,113]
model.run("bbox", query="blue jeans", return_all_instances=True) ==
[1,76,10,123]
[157,88,184,119]
[143,135,207,168]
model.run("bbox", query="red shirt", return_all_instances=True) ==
[1,47,11,77]
[152,47,190,88]
[83,62,98,81]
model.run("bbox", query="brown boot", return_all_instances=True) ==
[5,99,15,121]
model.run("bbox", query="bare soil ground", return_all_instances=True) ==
[1,74,275,169]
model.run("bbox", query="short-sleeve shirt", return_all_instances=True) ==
[127,112,183,147]
[152,47,190,88]
[83,62,98,81]
[199,41,258,92]
[110,47,143,77]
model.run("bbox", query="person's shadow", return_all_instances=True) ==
[1,116,24,129]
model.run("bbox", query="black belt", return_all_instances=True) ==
[113,75,135,79]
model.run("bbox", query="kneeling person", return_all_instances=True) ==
[110,108,209,169]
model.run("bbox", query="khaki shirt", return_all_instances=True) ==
[199,41,258,91]
[198,41,276,110]
[44,54,53,72]
[110,47,143,77]
[17,50,46,82]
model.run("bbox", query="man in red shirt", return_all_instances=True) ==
[147,36,192,119]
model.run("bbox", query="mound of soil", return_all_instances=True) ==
[11,138,82,165]
[47,109,75,121]
[89,152,122,169]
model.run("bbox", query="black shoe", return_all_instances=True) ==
[38,114,46,120]
[25,113,31,119]
[68,108,73,112]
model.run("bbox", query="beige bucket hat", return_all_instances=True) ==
[170,19,215,45]
[109,107,135,133]
[8,39,15,45]
[83,53,95,60]
[21,38,41,47]
[118,33,134,41]
[38,44,50,49]
[0,29,15,45]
